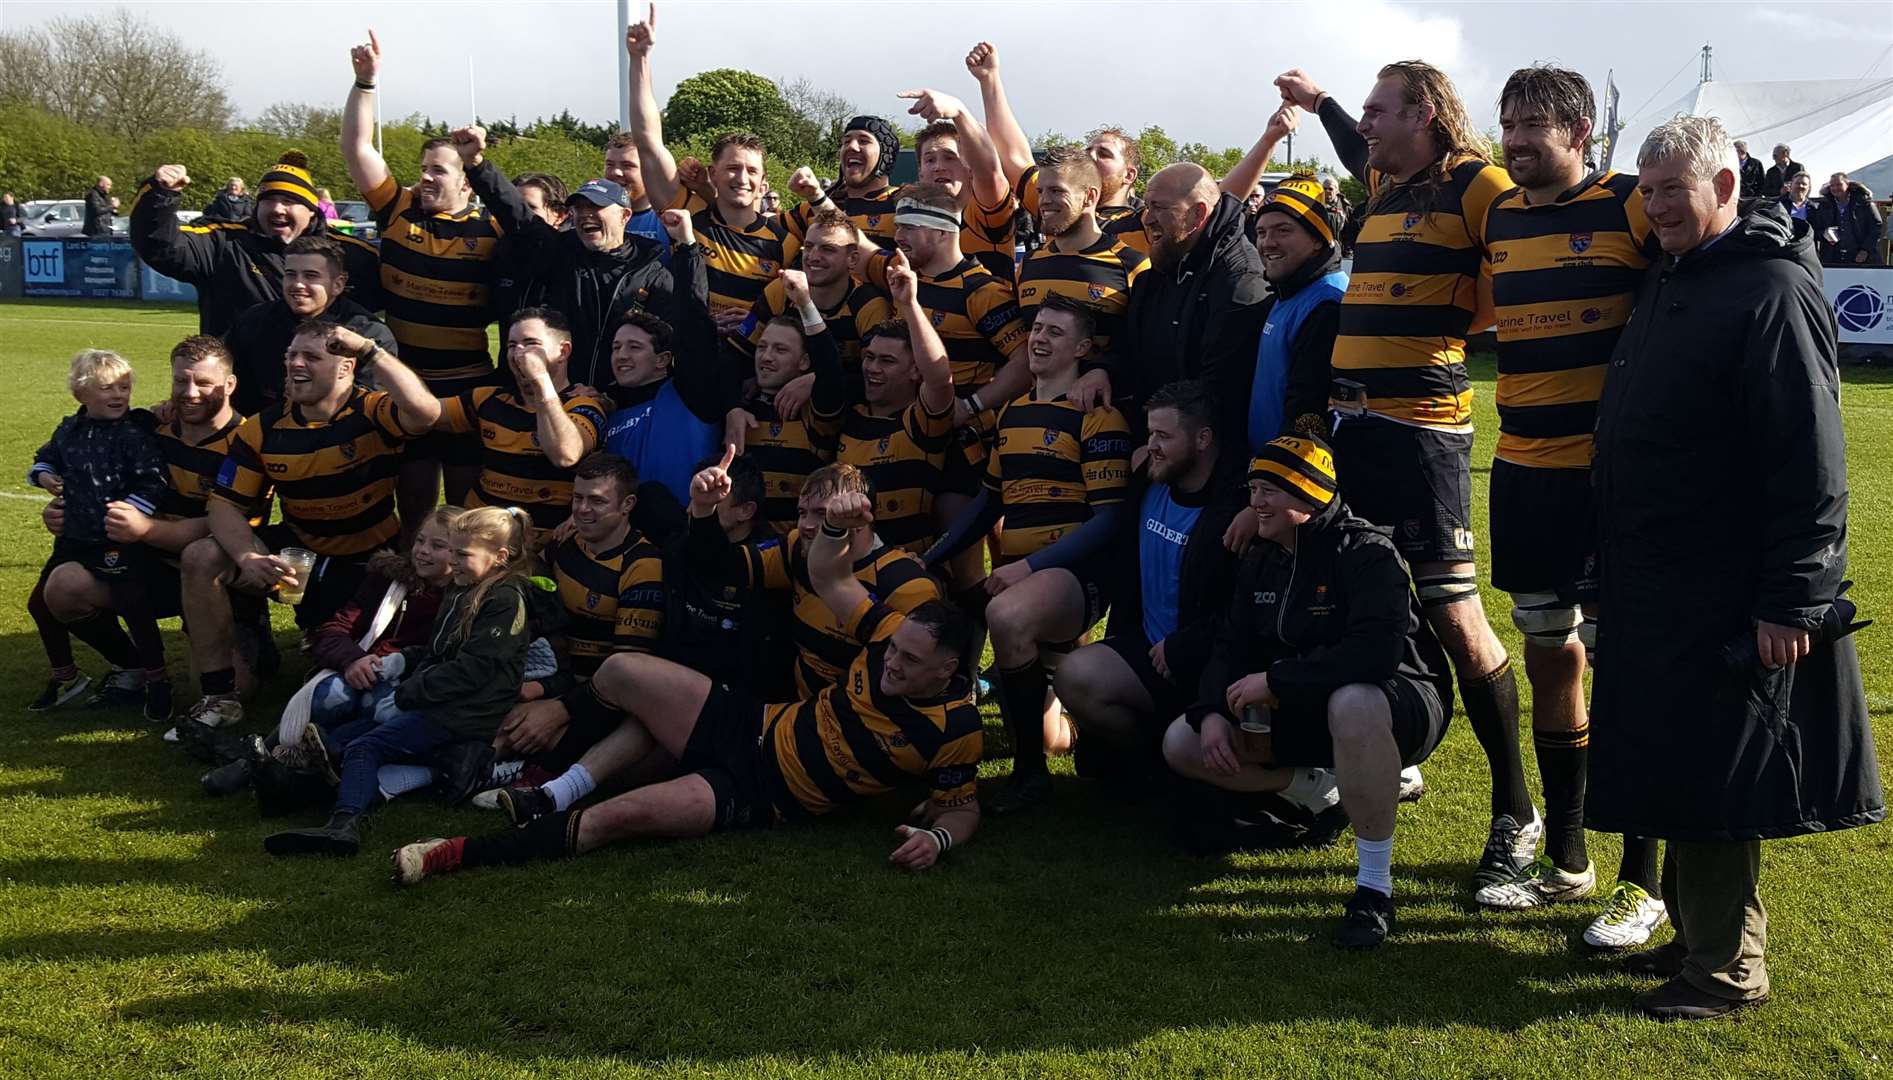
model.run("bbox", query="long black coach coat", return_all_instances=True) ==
[1588,200,1883,842]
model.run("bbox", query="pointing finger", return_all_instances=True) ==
[368,28,379,51]
[718,442,736,470]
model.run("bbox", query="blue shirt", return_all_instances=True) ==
[1139,483,1203,644]
[603,380,716,505]
[626,208,672,264]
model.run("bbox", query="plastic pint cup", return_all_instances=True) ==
[276,547,317,605]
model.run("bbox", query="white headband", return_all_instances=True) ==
[895,198,960,234]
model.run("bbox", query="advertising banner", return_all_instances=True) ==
[1826,268,1893,345]
[0,237,21,298]
[22,238,138,299]
[140,262,198,303]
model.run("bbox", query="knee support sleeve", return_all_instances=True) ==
[1509,591,1583,648]
[1415,570,1479,609]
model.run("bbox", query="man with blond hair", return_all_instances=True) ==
[1276,62,1533,895]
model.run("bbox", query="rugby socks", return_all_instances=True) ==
[543,763,596,812]
[1533,722,1590,873]
[1618,834,1662,894]
[1356,835,1395,897]
[461,808,582,867]
[1459,660,1534,821]
[1283,767,1340,813]
[69,613,137,669]
[997,660,1049,776]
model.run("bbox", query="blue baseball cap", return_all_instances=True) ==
[568,178,630,209]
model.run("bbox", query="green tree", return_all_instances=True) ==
[1130,125,1178,191]
[0,9,232,140]
[662,69,808,164]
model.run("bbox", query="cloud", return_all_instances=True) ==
[1746,5,1860,42]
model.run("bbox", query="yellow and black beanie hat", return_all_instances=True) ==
[1256,173,1336,247]
[258,149,320,213]
[1249,434,1338,509]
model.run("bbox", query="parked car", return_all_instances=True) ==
[20,200,88,238]
[18,199,136,238]
[329,200,379,242]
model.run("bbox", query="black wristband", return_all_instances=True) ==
[354,80,377,92]
[820,523,848,540]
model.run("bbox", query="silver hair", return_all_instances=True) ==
[1637,116,1736,183]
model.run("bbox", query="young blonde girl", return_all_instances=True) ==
[265,507,539,857]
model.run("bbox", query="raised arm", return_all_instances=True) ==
[886,251,956,416]
[332,326,441,433]
[454,126,545,241]
[809,491,875,622]
[964,42,1035,188]
[128,167,215,282]
[898,89,1009,210]
[1220,101,1299,199]
[625,4,683,212]
[661,211,737,423]
[1276,69,1368,185]
[515,350,586,468]
[341,30,394,199]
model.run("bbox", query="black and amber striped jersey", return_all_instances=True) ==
[548,530,666,676]
[1333,156,1511,431]
[985,394,1132,559]
[739,396,831,533]
[211,388,415,557]
[1015,234,1148,347]
[154,413,244,521]
[669,191,802,314]
[1016,165,1149,254]
[959,192,1021,281]
[764,598,981,817]
[364,176,502,391]
[783,183,905,252]
[728,528,940,695]
[915,257,1029,395]
[1484,171,1659,469]
[808,397,959,553]
[740,278,893,368]
[436,384,608,530]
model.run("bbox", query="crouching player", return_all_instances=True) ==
[1163,435,1453,950]
[392,488,982,883]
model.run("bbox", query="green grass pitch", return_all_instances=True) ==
[0,297,1888,1078]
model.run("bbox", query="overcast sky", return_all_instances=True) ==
[4,0,1889,170]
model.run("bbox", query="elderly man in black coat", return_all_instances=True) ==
[1591,115,1883,1022]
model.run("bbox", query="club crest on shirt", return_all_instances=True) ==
[1088,284,1106,301]
[1569,232,1593,254]
[463,237,480,252]
[339,442,357,462]
[1403,212,1422,230]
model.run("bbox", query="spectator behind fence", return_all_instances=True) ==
[1763,143,1803,197]
[1812,172,1884,266]
[316,187,339,222]
[1734,141,1764,198]
[1778,172,1813,221]
[201,178,256,224]
[0,192,21,236]
[83,176,116,236]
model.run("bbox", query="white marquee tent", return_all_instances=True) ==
[1606,76,1893,195]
